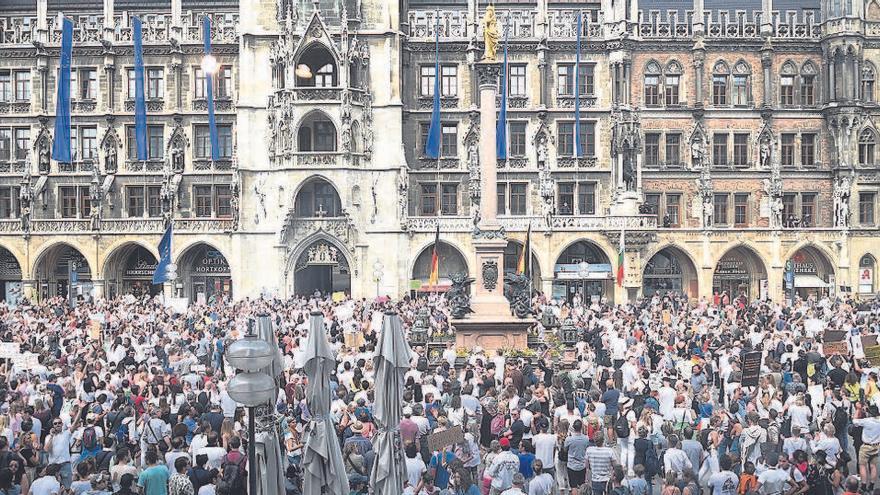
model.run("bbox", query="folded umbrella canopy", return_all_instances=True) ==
[301,311,349,495]
[369,312,412,494]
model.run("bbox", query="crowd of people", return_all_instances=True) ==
[0,290,877,495]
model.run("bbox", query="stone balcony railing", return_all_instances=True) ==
[0,11,238,46]
[407,9,601,41]
[0,160,27,174]
[0,217,235,234]
[403,214,657,233]
[0,101,32,114]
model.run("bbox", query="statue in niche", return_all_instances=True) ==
[38,139,50,174]
[760,140,771,169]
[104,143,117,173]
[690,139,704,168]
[171,144,184,172]
[622,152,636,191]
[834,175,852,228]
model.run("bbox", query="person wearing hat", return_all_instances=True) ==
[616,396,637,477]
[400,406,419,447]
[486,437,519,495]
[343,421,372,456]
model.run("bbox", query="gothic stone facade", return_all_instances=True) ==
[1,0,879,303]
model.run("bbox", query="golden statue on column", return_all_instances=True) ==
[482,5,499,61]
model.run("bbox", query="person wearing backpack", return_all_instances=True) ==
[616,397,637,477]
[634,426,660,494]
[216,437,246,495]
[78,414,104,461]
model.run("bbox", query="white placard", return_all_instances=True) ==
[0,342,19,359]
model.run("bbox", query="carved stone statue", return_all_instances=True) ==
[690,139,704,168]
[622,153,636,191]
[760,140,771,169]
[505,272,531,319]
[482,5,499,61]
[171,144,184,171]
[38,139,50,174]
[834,175,852,228]
[540,167,555,229]
[104,143,117,173]
[447,272,474,319]
[536,133,548,165]
[702,197,713,228]
[19,183,31,233]
[770,196,783,229]
[397,167,409,222]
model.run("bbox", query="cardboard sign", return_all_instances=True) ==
[864,335,879,348]
[864,345,880,367]
[427,425,464,452]
[0,342,19,359]
[823,341,849,357]
[825,330,847,343]
[741,351,762,387]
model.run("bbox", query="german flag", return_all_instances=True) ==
[428,224,440,287]
[517,224,531,275]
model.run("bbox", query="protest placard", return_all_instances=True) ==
[427,425,464,452]
[741,351,762,387]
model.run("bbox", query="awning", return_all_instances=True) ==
[101,175,115,194]
[795,275,828,288]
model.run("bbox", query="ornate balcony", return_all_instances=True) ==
[283,216,355,246]
[403,214,657,233]
[556,96,597,108]
[0,101,32,114]
[0,161,27,174]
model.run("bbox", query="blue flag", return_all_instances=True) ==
[574,12,583,158]
[204,17,220,161]
[133,17,148,161]
[424,13,441,159]
[51,18,73,163]
[496,23,509,160]
[152,223,173,285]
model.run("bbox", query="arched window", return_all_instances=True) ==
[801,61,818,105]
[644,61,662,106]
[780,61,798,106]
[294,178,342,217]
[295,44,338,88]
[863,62,876,102]
[712,61,730,105]
[298,111,337,152]
[732,60,751,106]
[860,254,876,294]
[859,128,876,165]
[665,61,682,105]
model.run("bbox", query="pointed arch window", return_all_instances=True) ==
[665,61,682,105]
[863,63,876,103]
[800,62,817,106]
[780,61,798,106]
[732,61,751,106]
[859,128,876,165]
[644,61,662,107]
[712,61,730,106]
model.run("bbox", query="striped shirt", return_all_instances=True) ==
[583,446,616,482]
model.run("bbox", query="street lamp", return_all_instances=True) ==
[577,261,589,305]
[373,260,384,297]
[226,319,276,495]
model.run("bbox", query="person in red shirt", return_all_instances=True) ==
[842,475,861,495]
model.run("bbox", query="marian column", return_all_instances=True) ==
[452,6,530,351]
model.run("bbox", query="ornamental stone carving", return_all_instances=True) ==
[481,260,499,291]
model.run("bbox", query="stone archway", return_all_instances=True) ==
[643,246,699,298]
[410,241,468,292]
[712,245,768,300]
[33,243,92,301]
[786,245,836,299]
[503,240,542,290]
[102,242,160,298]
[177,243,232,303]
[291,238,351,296]
[553,240,613,304]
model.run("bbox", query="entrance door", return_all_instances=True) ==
[295,265,334,296]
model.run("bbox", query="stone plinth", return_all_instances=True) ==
[610,190,642,216]
[452,314,532,352]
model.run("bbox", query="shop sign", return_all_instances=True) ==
[860,268,874,294]
[554,263,612,280]
[714,259,747,277]
[194,251,230,275]
[125,258,158,278]
[793,262,817,274]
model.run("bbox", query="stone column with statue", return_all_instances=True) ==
[451,7,533,353]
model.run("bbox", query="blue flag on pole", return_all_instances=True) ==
[424,12,441,159]
[204,17,220,161]
[574,12,583,158]
[51,17,73,163]
[152,223,173,285]
[496,23,509,160]
[133,17,148,161]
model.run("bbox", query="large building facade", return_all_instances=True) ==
[0,0,878,303]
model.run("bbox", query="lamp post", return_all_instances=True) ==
[577,261,589,305]
[226,319,276,495]
[373,260,384,297]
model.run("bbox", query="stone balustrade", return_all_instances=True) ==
[403,214,658,233]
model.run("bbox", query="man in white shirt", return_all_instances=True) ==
[532,426,557,478]
[657,377,677,419]
[29,464,62,495]
[756,452,793,495]
[404,443,426,489]
[663,435,693,477]
[43,416,74,488]
[854,405,880,491]
[528,460,553,495]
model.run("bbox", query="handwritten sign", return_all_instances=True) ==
[864,345,880,367]
[0,343,19,359]
[427,425,464,452]
[741,351,762,387]
[823,341,849,357]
